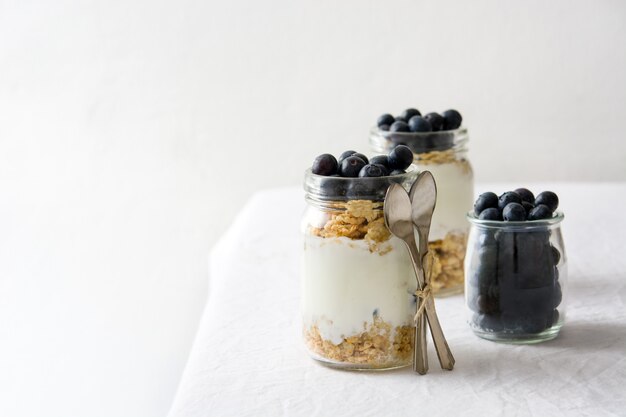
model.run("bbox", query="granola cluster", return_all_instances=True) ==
[415,149,473,176]
[309,200,391,253]
[304,317,414,367]
[428,232,467,294]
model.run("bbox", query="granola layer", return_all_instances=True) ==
[429,232,467,294]
[304,317,413,366]
[308,200,391,253]
[414,149,473,176]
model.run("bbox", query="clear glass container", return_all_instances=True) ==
[370,127,474,296]
[464,212,567,343]
[301,167,419,370]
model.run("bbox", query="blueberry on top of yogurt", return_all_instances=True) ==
[311,146,413,179]
[340,156,367,177]
[376,107,463,132]
[311,154,338,176]
[441,109,462,130]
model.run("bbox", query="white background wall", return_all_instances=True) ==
[1,1,625,416]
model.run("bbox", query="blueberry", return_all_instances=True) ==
[547,309,560,327]
[474,313,503,332]
[515,232,555,287]
[478,207,502,220]
[520,314,549,334]
[338,150,356,166]
[474,192,499,216]
[478,241,498,263]
[390,121,410,132]
[358,164,385,178]
[374,164,389,176]
[501,313,523,332]
[311,153,338,176]
[379,124,390,131]
[388,145,414,170]
[528,204,553,220]
[522,201,535,215]
[498,191,522,210]
[369,155,389,168]
[389,169,406,175]
[550,245,561,265]
[377,113,395,128]
[535,191,559,212]
[514,188,535,203]
[352,152,369,165]
[319,177,347,198]
[408,115,433,132]
[478,229,497,247]
[424,112,444,131]
[478,295,499,314]
[441,109,462,130]
[346,181,375,198]
[552,282,563,309]
[467,287,481,312]
[502,202,526,221]
[339,156,366,177]
[496,232,516,284]
[474,245,498,284]
[399,108,421,121]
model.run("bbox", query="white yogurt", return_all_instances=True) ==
[301,235,416,344]
[416,161,474,241]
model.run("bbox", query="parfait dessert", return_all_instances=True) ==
[301,147,418,370]
[370,108,473,295]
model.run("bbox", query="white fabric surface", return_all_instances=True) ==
[169,183,626,417]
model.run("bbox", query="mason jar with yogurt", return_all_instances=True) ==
[370,124,473,296]
[301,167,418,370]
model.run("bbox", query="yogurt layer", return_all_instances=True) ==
[302,235,416,345]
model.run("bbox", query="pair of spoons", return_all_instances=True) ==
[383,171,455,374]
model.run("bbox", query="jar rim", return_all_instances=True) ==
[303,165,419,202]
[466,211,564,229]
[369,126,469,154]
[370,126,468,137]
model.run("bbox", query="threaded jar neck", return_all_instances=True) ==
[303,165,418,207]
[369,126,469,156]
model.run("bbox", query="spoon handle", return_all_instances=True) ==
[422,251,455,370]
[406,239,428,375]
[424,296,455,370]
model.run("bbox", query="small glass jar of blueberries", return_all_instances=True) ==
[369,108,474,296]
[466,188,567,343]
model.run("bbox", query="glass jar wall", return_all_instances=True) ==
[464,212,567,343]
[370,127,474,296]
[301,168,418,370]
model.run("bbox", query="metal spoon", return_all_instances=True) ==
[383,183,428,374]
[410,171,455,370]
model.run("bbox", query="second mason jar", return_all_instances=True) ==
[370,127,474,296]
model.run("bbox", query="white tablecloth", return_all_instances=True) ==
[169,183,626,417]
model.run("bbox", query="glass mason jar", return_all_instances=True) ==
[464,212,567,343]
[370,127,474,296]
[301,167,419,370]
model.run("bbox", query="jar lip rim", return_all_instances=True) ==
[466,211,564,227]
[370,126,468,136]
[304,164,419,182]
[303,165,419,202]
